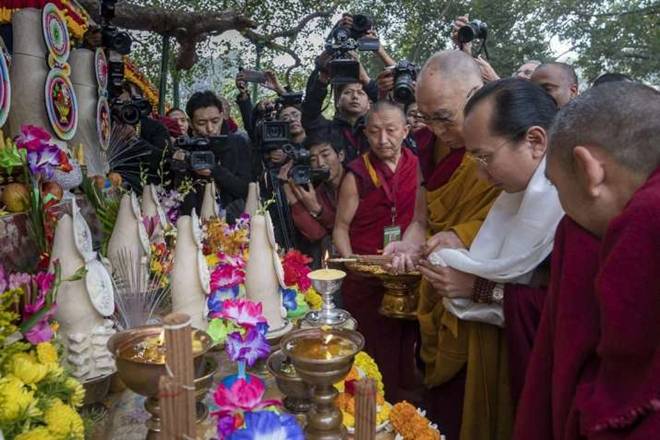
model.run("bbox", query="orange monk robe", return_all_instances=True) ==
[416,137,507,440]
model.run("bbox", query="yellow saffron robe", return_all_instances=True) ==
[418,153,514,440]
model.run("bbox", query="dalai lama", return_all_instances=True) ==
[333,101,419,404]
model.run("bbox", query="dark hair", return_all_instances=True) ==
[592,72,633,87]
[333,82,365,105]
[536,62,578,86]
[464,78,558,142]
[185,91,223,119]
[303,127,344,154]
[549,81,660,174]
[166,107,186,117]
[277,104,302,118]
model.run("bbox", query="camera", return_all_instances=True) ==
[110,97,151,125]
[100,0,133,55]
[457,19,488,44]
[392,60,418,105]
[170,136,227,174]
[283,145,331,186]
[276,91,303,109]
[259,121,290,152]
[324,13,380,85]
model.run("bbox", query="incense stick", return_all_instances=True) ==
[163,312,196,438]
[355,378,377,440]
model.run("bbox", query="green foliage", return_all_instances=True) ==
[125,0,658,116]
[80,176,122,256]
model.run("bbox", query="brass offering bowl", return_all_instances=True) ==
[282,327,364,440]
[266,349,313,414]
[107,325,215,439]
[345,260,421,320]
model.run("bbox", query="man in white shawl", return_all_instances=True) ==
[416,78,564,440]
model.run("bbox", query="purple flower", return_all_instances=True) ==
[23,305,57,344]
[8,272,31,290]
[26,145,63,179]
[207,286,240,317]
[228,411,304,440]
[225,328,270,367]
[281,288,297,312]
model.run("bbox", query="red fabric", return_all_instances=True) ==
[223,117,239,134]
[576,168,660,438]
[346,148,418,254]
[415,127,436,183]
[414,127,466,191]
[513,217,601,440]
[158,116,183,138]
[342,147,421,404]
[503,282,548,404]
[290,184,337,242]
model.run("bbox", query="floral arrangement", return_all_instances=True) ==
[157,188,185,226]
[204,216,250,258]
[0,263,87,440]
[280,250,323,316]
[15,125,72,181]
[335,351,391,430]
[149,242,173,289]
[390,401,441,440]
[207,298,268,352]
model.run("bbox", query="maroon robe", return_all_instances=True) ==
[576,168,660,439]
[414,127,466,192]
[342,148,420,404]
[513,217,601,440]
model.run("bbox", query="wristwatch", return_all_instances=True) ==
[492,283,505,305]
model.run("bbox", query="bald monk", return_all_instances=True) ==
[531,62,579,108]
[542,81,660,439]
[334,101,420,404]
[384,51,501,439]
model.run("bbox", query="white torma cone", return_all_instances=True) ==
[142,184,159,219]
[244,182,260,217]
[69,48,104,176]
[200,181,219,221]
[244,214,285,332]
[171,216,208,329]
[107,193,144,269]
[7,9,50,137]
[51,215,114,381]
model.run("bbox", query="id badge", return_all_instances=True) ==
[383,225,401,247]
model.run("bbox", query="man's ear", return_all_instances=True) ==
[570,83,579,99]
[338,150,345,163]
[573,146,604,198]
[526,126,547,159]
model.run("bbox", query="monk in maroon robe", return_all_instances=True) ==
[544,81,660,439]
[334,102,420,404]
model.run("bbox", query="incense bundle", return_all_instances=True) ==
[356,254,394,265]
[159,375,180,440]
[163,312,196,438]
[354,378,377,440]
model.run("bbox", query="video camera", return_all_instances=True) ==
[100,0,133,55]
[457,19,488,45]
[283,145,331,186]
[170,136,227,174]
[391,60,418,105]
[324,14,380,85]
[110,97,151,125]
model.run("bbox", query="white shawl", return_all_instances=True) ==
[428,157,564,326]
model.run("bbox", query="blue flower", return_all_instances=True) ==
[228,410,304,440]
[208,286,240,316]
[281,288,297,312]
[226,328,270,367]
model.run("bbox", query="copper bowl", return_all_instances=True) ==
[106,325,212,397]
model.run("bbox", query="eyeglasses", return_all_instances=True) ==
[467,138,512,168]
[417,86,480,127]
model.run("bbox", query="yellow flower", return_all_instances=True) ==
[0,375,40,423]
[9,352,49,384]
[65,377,86,407]
[305,289,323,310]
[44,399,85,439]
[150,259,163,273]
[206,254,220,267]
[341,409,355,428]
[36,342,59,364]
[355,351,385,395]
[15,427,53,440]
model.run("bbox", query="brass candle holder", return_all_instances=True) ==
[266,349,313,414]
[282,327,364,440]
[303,268,352,327]
[106,325,216,439]
[345,260,421,320]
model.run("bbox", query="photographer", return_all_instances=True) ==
[174,91,254,220]
[235,70,287,142]
[282,132,345,266]
[301,14,394,162]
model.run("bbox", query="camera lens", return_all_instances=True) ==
[457,24,477,44]
[120,104,141,125]
[111,32,133,55]
[394,74,415,105]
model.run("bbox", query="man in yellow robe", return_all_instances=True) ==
[386,50,506,440]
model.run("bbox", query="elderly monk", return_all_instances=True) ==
[384,50,502,439]
[419,78,564,440]
[531,62,579,108]
[333,101,420,404]
[541,81,660,439]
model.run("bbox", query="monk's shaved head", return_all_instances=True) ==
[366,101,407,126]
[418,50,483,90]
[535,62,578,86]
[549,81,660,175]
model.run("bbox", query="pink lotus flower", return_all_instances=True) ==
[16,125,53,152]
[212,375,280,415]
[210,264,246,290]
[219,299,266,328]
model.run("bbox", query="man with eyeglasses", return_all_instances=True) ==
[383,50,501,438]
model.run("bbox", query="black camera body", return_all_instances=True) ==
[283,145,331,186]
[276,91,304,109]
[392,60,418,105]
[325,14,380,85]
[100,0,133,55]
[458,19,488,44]
[170,136,227,174]
[110,97,151,125]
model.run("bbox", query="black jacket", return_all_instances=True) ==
[301,68,378,162]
